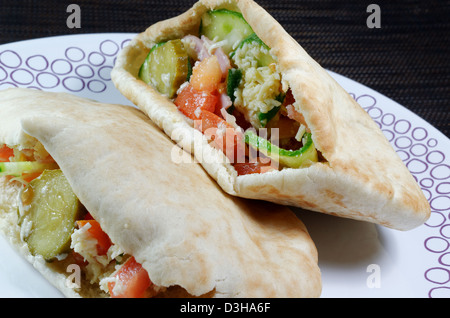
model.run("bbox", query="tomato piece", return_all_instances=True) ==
[0,145,14,162]
[190,55,222,93]
[233,160,276,176]
[283,88,295,106]
[234,162,261,175]
[195,110,245,163]
[174,84,218,120]
[108,256,152,298]
[198,109,233,131]
[76,220,112,256]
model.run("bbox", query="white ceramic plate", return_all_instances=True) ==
[0,34,449,298]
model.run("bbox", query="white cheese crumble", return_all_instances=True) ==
[232,41,273,69]
[19,216,33,241]
[231,41,282,128]
[205,37,228,54]
[181,37,197,58]
[234,66,282,128]
[71,223,111,283]
[99,263,125,295]
[295,124,307,142]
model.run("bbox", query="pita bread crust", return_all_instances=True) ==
[111,0,430,231]
[0,88,321,298]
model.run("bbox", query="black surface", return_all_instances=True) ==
[1,0,449,138]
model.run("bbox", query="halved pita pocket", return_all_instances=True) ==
[111,0,430,231]
[0,88,321,298]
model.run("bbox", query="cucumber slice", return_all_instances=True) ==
[138,42,165,85]
[0,161,59,178]
[200,9,254,54]
[21,169,84,261]
[245,131,318,169]
[139,39,189,98]
[230,33,276,67]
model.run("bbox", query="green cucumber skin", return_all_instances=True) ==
[23,169,82,261]
[139,42,166,84]
[230,33,269,57]
[200,9,254,54]
[244,131,318,168]
[246,131,313,157]
[206,9,246,19]
[138,40,189,98]
[230,33,275,67]
[242,33,270,49]
[200,9,250,37]
[0,162,58,177]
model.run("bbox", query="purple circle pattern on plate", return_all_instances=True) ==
[0,39,125,93]
[355,94,450,298]
[0,36,449,298]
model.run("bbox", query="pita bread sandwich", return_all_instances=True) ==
[0,88,321,298]
[111,0,430,231]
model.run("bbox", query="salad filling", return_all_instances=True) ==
[138,8,323,175]
[1,144,161,298]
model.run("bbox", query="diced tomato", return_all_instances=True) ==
[108,256,153,298]
[174,84,218,120]
[195,110,245,163]
[190,55,222,93]
[0,145,14,162]
[283,88,295,106]
[198,109,233,132]
[233,160,276,176]
[76,220,112,256]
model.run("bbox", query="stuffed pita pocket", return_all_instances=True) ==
[0,88,321,298]
[111,0,430,231]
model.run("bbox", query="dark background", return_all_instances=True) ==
[0,0,448,138]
